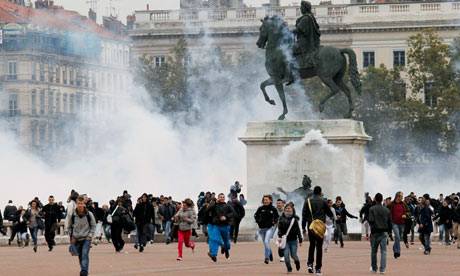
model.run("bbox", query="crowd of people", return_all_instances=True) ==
[0,183,459,276]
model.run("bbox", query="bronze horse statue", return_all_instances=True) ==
[256,16,361,120]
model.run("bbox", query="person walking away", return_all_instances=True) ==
[110,197,128,252]
[418,194,433,255]
[360,196,372,240]
[302,186,333,275]
[275,199,286,262]
[159,197,176,244]
[68,196,96,276]
[433,199,453,245]
[24,200,43,253]
[7,206,22,246]
[4,200,17,222]
[229,181,242,200]
[387,191,409,259]
[254,195,279,264]
[0,209,6,235]
[174,198,196,261]
[228,196,245,244]
[277,202,302,273]
[323,199,336,252]
[206,193,234,262]
[368,193,392,274]
[92,202,105,244]
[133,193,155,252]
[333,196,358,248]
[42,195,61,251]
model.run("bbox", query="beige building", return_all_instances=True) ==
[130,1,460,97]
[0,1,130,155]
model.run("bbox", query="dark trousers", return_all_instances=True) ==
[307,229,324,270]
[229,219,241,242]
[136,223,146,246]
[111,224,125,252]
[9,223,18,242]
[45,222,57,248]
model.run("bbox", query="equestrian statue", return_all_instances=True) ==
[256,1,361,120]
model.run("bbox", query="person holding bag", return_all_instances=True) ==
[277,202,302,273]
[302,186,333,275]
[109,197,128,252]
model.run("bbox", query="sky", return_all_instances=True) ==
[55,0,346,23]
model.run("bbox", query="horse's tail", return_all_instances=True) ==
[340,48,362,95]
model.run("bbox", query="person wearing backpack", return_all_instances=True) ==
[68,196,96,276]
[277,202,302,273]
[109,197,128,252]
[302,186,333,276]
[228,196,245,244]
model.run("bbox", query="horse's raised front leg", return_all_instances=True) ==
[260,78,276,105]
[275,82,288,120]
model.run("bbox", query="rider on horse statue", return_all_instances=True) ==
[294,1,321,69]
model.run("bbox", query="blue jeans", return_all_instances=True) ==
[284,240,299,271]
[76,239,91,276]
[208,224,231,257]
[29,227,39,246]
[392,223,404,254]
[420,233,431,252]
[371,232,387,273]
[162,221,172,241]
[258,227,275,259]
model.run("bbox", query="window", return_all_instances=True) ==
[56,66,60,83]
[39,124,46,146]
[31,121,37,146]
[48,64,53,82]
[63,67,67,84]
[76,93,82,112]
[393,50,405,67]
[31,62,36,80]
[92,96,97,114]
[424,81,437,108]
[39,63,45,81]
[155,56,166,67]
[363,51,375,68]
[69,94,74,113]
[40,90,45,115]
[76,70,82,86]
[8,61,17,80]
[8,94,18,116]
[91,72,96,89]
[31,90,37,115]
[55,92,61,113]
[69,69,74,85]
[63,93,68,113]
[48,91,54,114]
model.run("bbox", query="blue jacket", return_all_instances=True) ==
[418,206,433,234]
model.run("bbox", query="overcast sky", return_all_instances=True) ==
[55,0,346,23]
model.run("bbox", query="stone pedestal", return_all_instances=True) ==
[239,119,371,233]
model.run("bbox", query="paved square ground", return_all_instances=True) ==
[0,241,458,275]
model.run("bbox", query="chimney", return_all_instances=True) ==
[88,8,97,22]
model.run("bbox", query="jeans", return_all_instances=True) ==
[307,229,324,270]
[419,233,431,252]
[103,224,111,241]
[29,226,39,246]
[438,224,451,244]
[145,223,154,242]
[76,239,91,276]
[162,220,172,241]
[208,224,231,257]
[370,232,387,273]
[284,240,299,271]
[178,230,195,258]
[392,223,404,254]
[258,227,275,259]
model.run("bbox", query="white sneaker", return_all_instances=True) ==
[370,267,377,273]
[280,257,285,262]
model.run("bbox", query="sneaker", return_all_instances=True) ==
[176,257,182,261]
[307,265,314,274]
[8,240,11,246]
[33,245,37,253]
[287,268,292,273]
[423,250,430,255]
[208,252,217,262]
[139,245,144,253]
[264,258,269,264]
[379,271,385,274]
[225,250,230,259]
[315,268,322,275]
[279,257,285,262]
[221,248,225,255]
[370,267,377,273]
[134,244,138,249]
[393,252,400,259]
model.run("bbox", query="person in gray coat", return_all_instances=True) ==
[68,196,96,276]
[174,198,197,261]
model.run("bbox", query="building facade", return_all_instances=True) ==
[0,1,130,155]
[130,1,460,100]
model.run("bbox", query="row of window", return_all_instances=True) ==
[6,61,128,92]
[363,50,405,68]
